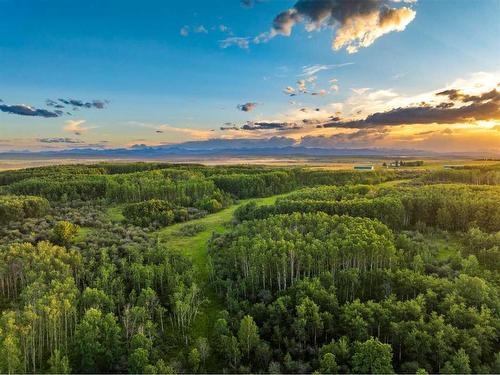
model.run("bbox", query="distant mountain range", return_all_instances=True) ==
[1,138,497,160]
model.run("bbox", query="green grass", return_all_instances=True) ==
[74,227,95,242]
[435,236,462,261]
[106,204,126,222]
[416,231,462,261]
[377,178,412,187]
[154,193,289,342]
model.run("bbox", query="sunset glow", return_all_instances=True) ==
[1,0,499,156]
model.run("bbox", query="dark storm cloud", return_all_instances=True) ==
[237,102,258,112]
[320,88,500,129]
[0,104,61,118]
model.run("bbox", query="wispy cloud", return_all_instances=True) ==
[137,122,216,141]
[180,25,190,37]
[63,120,95,135]
[38,137,84,144]
[300,63,354,76]
[219,37,250,49]
[182,24,231,38]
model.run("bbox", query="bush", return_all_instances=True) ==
[0,195,50,224]
[177,223,206,237]
[50,220,80,246]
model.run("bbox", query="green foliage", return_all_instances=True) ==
[0,241,81,372]
[48,349,71,374]
[74,308,123,373]
[351,338,394,374]
[188,348,200,372]
[211,212,395,300]
[238,315,260,360]
[420,167,500,185]
[123,199,178,227]
[0,162,499,374]
[128,348,150,374]
[0,195,50,224]
[441,349,471,374]
[176,223,206,237]
[0,314,22,374]
[50,220,80,246]
[319,353,338,374]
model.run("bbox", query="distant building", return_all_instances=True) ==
[443,165,465,169]
[388,160,424,168]
[354,165,374,170]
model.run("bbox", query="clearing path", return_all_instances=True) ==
[155,193,289,341]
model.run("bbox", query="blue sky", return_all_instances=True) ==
[1,0,499,152]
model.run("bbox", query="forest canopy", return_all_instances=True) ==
[0,162,499,374]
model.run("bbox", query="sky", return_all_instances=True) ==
[1,0,499,154]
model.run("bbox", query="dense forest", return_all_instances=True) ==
[0,162,498,374]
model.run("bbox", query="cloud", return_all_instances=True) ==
[183,24,232,38]
[320,88,500,129]
[290,77,335,97]
[220,122,240,131]
[284,86,296,95]
[90,100,107,109]
[219,37,250,49]
[194,25,208,34]
[153,124,215,140]
[329,79,339,92]
[256,0,416,53]
[180,136,297,149]
[0,103,62,118]
[218,121,302,132]
[38,137,84,144]
[297,79,307,93]
[237,102,258,112]
[300,128,389,148]
[351,87,371,95]
[392,72,406,80]
[334,4,416,53]
[300,63,354,76]
[436,88,500,104]
[242,121,301,131]
[57,98,108,110]
[180,25,190,36]
[241,0,254,8]
[63,120,95,134]
[311,89,327,96]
